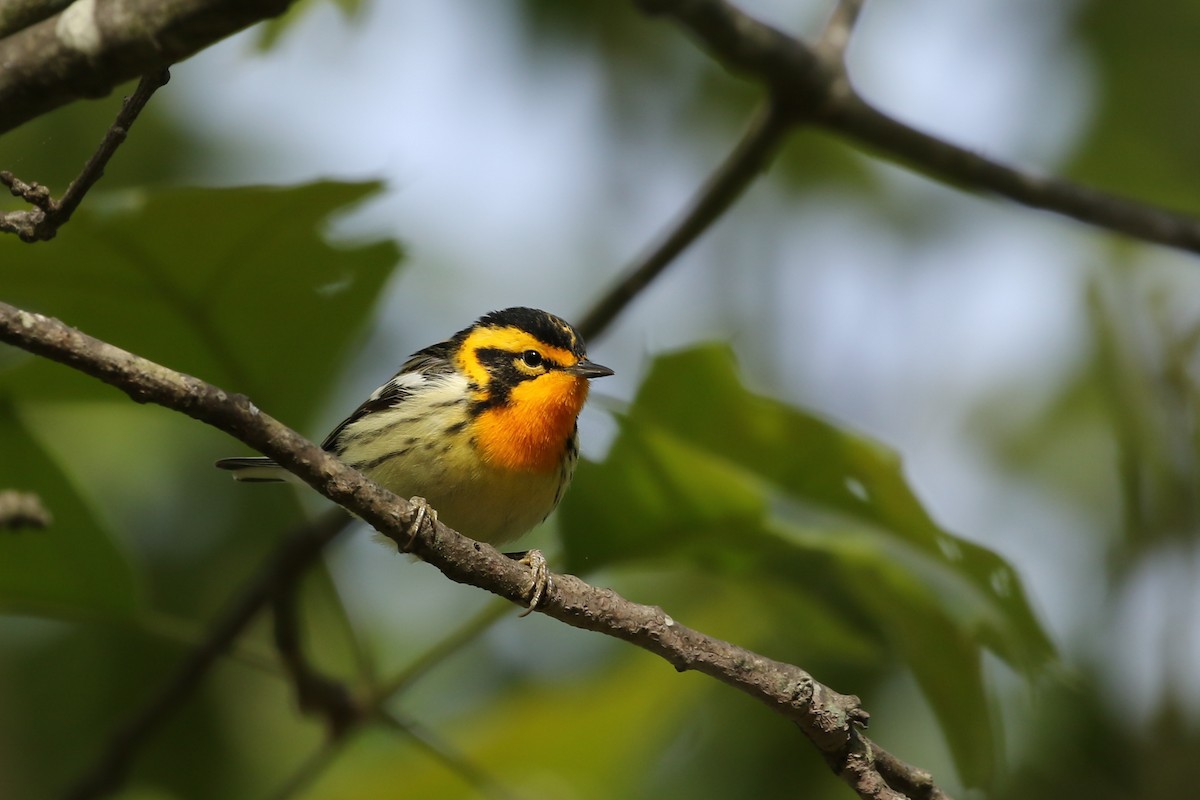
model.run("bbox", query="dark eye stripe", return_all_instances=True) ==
[475,347,569,372]
[475,347,525,373]
[471,347,531,411]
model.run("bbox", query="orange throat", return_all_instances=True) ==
[473,373,588,473]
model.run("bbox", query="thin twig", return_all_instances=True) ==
[55,70,171,225]
[270,599,513,799]
[269,707,525,800]
[61,507,354,800]
[0,69,170,243]
[268,736,345,800]
[873,743,950,800]
[377,711,526,800]
[272,569,361,737]
[373,599,513,700]
[577,100,792,342]
[0,302,941,800]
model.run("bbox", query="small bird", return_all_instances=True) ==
[216,307,612,604]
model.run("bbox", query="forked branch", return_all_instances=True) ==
[0,69,170,243]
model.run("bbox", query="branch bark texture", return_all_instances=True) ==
[0,301,937,800]
[0,0,295,135]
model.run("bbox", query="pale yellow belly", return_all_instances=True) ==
[360,436,569,544]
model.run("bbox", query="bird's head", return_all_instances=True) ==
[453,307,613,472]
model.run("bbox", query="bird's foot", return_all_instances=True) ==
[402,496,437,553]
[505,549,551,616]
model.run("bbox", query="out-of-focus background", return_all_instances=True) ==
[3,1,1200,798]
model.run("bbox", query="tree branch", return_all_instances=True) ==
[0,302,946,800]
[271,564,360,738]
[0,0,296,135]
[634,0,1200,255]
[577,100,791,342]
[828,96,1200,252]
[1,69,170,242]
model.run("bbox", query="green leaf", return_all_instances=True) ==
[256,0,367,51]
[560,345,1055,786]
[0,405,138,616]
[1070,0,1200,212]
[1,182,400,429]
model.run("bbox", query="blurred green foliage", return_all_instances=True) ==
[1070,0,1200,212]
[256,0,368,50]
[562,346,1053,785]
[2,1,1200,799]
[0,408,137,616]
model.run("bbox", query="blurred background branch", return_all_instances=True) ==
[268,600,516,799]
[271,561,360,737]
[62,507,354,800]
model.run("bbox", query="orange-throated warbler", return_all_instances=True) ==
[216,307,613,606]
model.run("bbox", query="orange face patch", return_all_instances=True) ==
[472,370,590,472]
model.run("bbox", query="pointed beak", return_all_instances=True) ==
[566,358,615,379]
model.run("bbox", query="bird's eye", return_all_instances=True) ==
[521,350,544,368]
